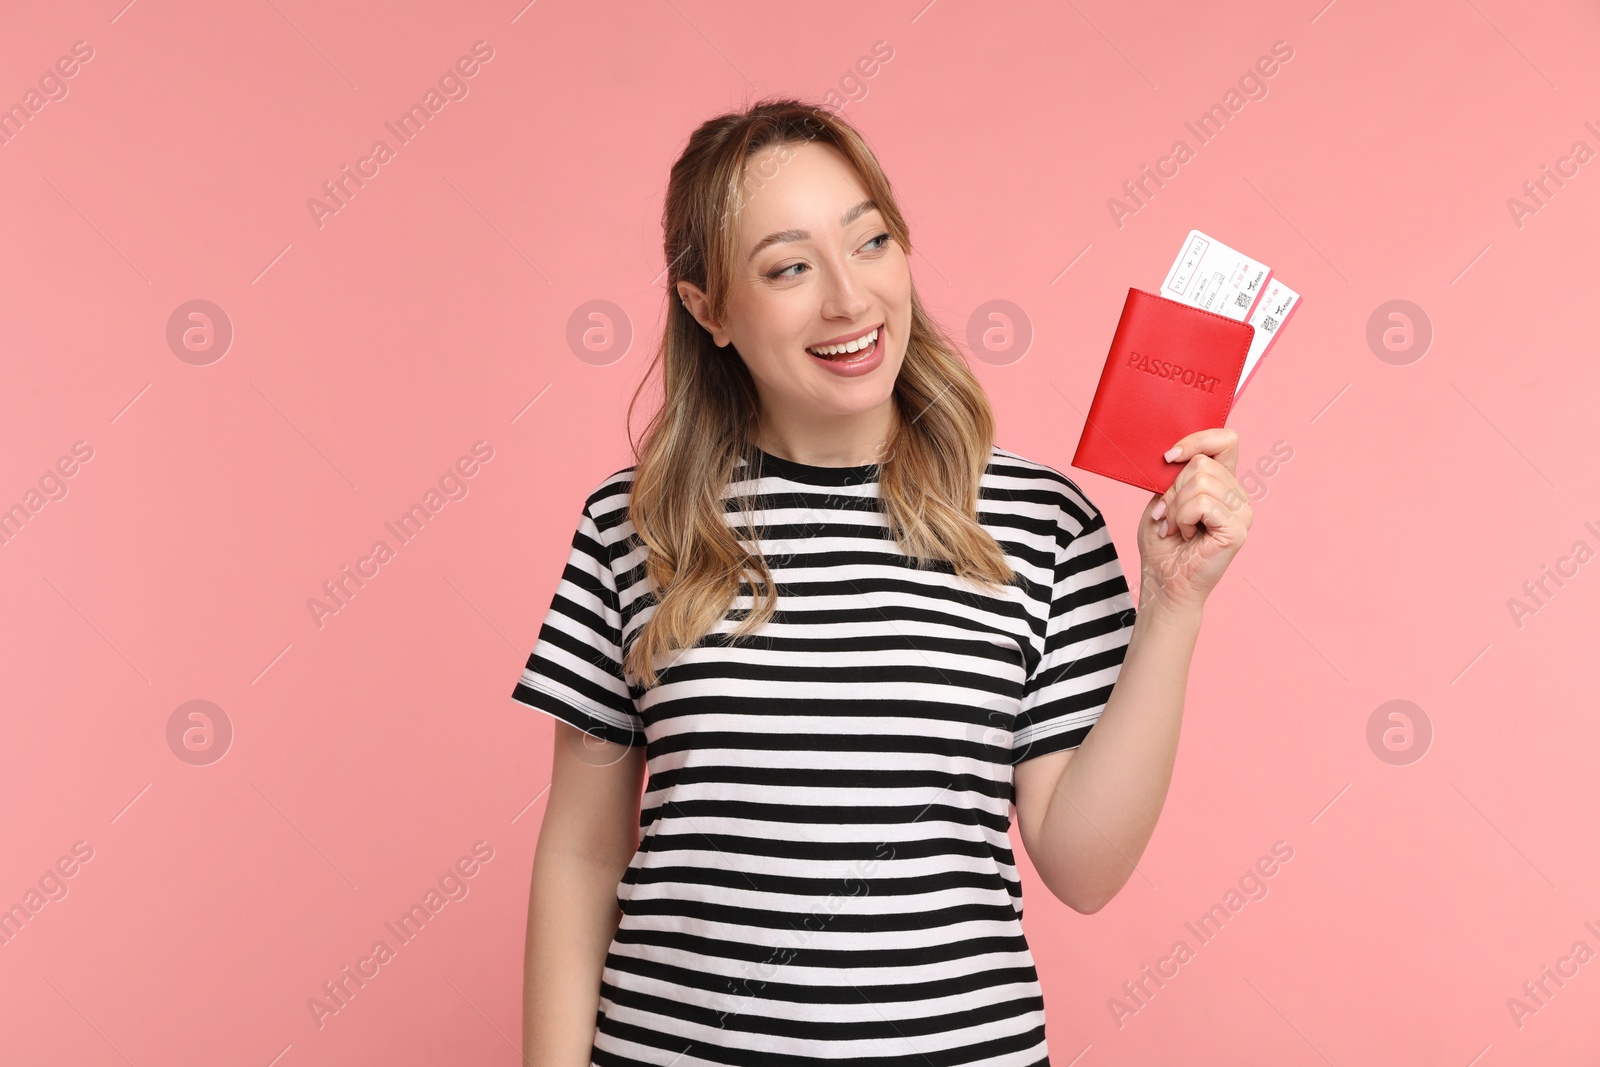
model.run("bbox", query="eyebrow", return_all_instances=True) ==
[746,198,880,263]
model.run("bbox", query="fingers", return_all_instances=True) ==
[1154,458,1221,533]
[1165,427,1239,476]
[1151,429,1245,535]
[1158,488,1252,541]
[1155,467,1254,539]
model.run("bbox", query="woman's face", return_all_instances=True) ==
[681,140,912,433]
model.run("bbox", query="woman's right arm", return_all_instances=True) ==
[522,720,647,1065]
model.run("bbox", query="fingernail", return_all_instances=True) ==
[1151,499,1167,521]
[1157,518,1169,537]
[1164,445,1183,462]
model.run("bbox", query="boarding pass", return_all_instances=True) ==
[1162,228,1297,400]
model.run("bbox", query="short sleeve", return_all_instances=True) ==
[511,498,646,747]
[1011,491,1138,765]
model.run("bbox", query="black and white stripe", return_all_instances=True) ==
[514,445,1137,1066]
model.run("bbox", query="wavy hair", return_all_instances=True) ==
[623,97,1017,690]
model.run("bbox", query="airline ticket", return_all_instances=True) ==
[1161,229,1272,322]
[1235,279,1300,399]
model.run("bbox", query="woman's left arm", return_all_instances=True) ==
[1015,427,1253,914]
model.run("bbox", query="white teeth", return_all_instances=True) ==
[807,327,878,358]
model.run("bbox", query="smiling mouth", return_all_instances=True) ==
[806,325,881,362]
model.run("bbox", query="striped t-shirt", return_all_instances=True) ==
[513,444,1138,1066]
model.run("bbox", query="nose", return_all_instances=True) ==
[817,250,872,321]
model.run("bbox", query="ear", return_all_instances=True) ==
[675,281,730,347]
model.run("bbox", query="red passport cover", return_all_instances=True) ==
[1071,287,1255,495]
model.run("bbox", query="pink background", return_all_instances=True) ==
[3,1,1597,1063]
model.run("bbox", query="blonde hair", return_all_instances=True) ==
[623,97,1017,689]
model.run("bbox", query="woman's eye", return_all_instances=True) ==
[766,234,891,280]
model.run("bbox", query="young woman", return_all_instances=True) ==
[518,99,1252,1066]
